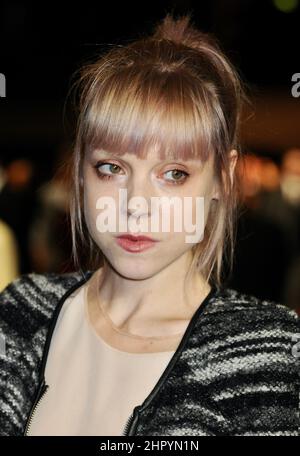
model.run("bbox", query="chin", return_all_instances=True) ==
[107,255,159,281]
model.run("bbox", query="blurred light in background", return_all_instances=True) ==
[281,148,300,205]
[272,0,299,13]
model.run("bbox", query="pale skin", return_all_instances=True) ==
[82,148,238,339]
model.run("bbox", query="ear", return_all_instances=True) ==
[211,149,238,200]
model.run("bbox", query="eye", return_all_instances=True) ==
[163,169,189,185]
[93,162,123,180]
[93,161,190,185]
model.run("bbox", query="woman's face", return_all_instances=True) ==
[82,147,220,280]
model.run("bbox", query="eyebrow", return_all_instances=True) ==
[90,148,205,165]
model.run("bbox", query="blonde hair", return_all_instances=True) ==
[65,12,250,287]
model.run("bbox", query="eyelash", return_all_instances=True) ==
[93,162,190,185]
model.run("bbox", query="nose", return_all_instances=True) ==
[124,175,153,219]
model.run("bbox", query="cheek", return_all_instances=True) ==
[83,178,121,239]
[83,174,103,236]
[176,185,213,245]
[83,189,97,237]
[181,188,212,227]
[191,173,215,224]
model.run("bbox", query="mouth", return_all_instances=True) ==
[117,234,158,242]
[115,234,159,253]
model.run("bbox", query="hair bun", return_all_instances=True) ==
[151,12,219,52]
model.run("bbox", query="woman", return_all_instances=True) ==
[0,13,299,436]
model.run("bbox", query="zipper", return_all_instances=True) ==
[122,406,141,436]
[122,412,134,436]
[23,271,93,437]
[24,379,49,435]
[24,384,136,436]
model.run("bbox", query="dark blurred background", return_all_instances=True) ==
[0,0,299,313]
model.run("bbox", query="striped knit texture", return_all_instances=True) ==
[0,271,299,436]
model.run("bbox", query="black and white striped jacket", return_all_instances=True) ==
[0,270,299,436]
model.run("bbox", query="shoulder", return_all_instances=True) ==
[0,270,93,337]
[207,286,300,332]
[198,285,300,370]
[199,287,300,435]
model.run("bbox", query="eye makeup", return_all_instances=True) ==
[93,161,190,186]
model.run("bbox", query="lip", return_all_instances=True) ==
[115,234,159,253]
[117,234,158,242]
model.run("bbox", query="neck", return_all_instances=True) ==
[94,253,211,336]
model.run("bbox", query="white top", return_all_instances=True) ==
[27,270,184,436]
